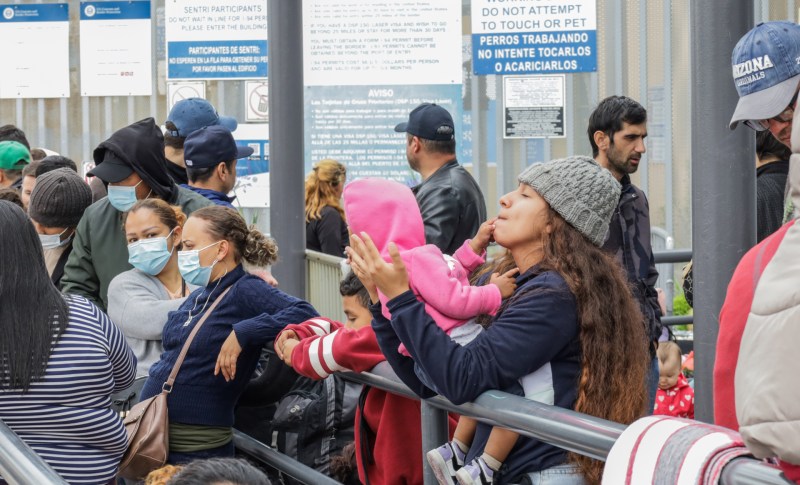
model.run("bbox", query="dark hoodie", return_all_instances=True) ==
[61,118,211,310]
[92,118,179,201]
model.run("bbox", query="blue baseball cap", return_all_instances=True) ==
[730,21,800,129]
[394,103,455,141]
[165,98,238,138]
[183,125,254,169]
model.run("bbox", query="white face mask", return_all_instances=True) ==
[39,228,70,250]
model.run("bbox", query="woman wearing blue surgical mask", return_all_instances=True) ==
[139,205,319,465]
[107,198,197,378]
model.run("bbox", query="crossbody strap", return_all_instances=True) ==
[163,286,233,392]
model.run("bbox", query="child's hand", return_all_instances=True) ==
[281,339,299,366]
[490,268,520,299]
[275,330,298,360]
[469,218,497,255]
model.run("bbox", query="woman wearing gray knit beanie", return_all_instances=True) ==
[28,168,92,289]
[350,156,650,485]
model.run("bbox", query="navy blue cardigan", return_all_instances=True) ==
[140,265,318,427]
[372,268,581,484]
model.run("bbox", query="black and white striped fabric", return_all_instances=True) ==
[0,295,136,484]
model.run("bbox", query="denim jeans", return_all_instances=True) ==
[513,464,588,485]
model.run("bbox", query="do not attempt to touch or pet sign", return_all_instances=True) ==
[503,75,566,139]
[471,0,596,75]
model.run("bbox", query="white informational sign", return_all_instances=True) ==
[165,0,268,80]
[232,123,269,208]
[503,75,566,139]
[80,2,152,97]
[303,0,462,182]
[245,80,268,122]
[471,0,596,75]
[166,81,206,111]
[303,0,461,87]
[0,4,69,99]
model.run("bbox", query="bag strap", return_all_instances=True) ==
[163,286,233,393]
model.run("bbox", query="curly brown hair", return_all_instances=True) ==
[537,209,648,484]
[190,206,278,267]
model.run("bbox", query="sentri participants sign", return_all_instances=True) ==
[471,0,596,75]
[166,0,267,80]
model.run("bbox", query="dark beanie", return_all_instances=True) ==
[28,168,92,228]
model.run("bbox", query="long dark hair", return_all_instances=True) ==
[538,209,648,484]
[0,201,69,392]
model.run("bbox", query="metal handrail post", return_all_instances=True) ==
[421,401,450,485]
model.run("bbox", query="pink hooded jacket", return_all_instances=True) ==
[343,178,501,355]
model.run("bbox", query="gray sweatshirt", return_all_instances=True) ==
[107,269,197,377]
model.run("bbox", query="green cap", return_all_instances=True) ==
[0,141,30,170]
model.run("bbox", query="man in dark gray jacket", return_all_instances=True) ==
[395,103,486,255]
[588,95,662,409]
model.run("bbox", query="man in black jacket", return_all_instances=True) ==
[394,103,486,255]
[588,95,662,411]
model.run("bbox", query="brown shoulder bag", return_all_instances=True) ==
[117,286,232,480]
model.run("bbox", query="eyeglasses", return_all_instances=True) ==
[748,91,799,131]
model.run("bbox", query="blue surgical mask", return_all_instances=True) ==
[178,241,222,287]
[39,228,71,251]
[127,228,176,276]
[108,180,143,212]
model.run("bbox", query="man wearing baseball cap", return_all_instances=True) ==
[182,125,253,209]
[0,140,30,189]
[394,103,486,255]
[729,21,800,148]
[715,21,800,483]
[164,98,238,185]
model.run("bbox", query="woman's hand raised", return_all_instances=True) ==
[347,232,410,301]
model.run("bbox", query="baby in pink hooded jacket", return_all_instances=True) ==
[343,178,517,357]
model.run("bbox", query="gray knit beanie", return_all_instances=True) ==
[518,156,620,246]
[28,168,92,228]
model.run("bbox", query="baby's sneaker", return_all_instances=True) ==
[426,441,465,485]
[455,456,494,485]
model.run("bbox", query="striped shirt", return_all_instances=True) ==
[0,295,136,484]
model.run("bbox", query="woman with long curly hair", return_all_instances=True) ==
[348,156,649,485]
[305,159,348,256]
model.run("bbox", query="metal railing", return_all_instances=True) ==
[0,420,67,484]
[235,363,790,485]
[233,248,787,485]
[306,249,695,328]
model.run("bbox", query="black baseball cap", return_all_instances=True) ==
[394,103,455,141]
[183,125,254,169]
[86,151,133,183]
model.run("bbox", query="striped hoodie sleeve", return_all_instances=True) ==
[281,317,386,380]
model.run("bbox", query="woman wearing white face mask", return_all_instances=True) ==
[138,205,319,464]
[27,168,92,289]
[107,198,198,378]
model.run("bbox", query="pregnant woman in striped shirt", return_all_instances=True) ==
[0,200,137,484]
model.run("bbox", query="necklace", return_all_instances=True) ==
[182,269,227,327]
